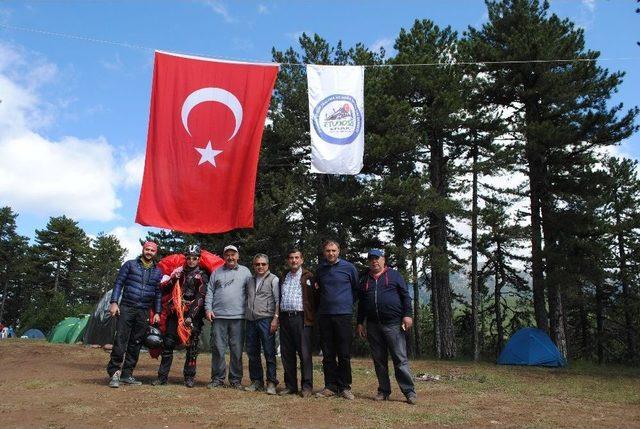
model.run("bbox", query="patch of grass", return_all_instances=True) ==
[62,404,97,416]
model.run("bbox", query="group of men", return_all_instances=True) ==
[105,239,417,404]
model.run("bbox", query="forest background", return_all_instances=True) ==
[1,0,639,365]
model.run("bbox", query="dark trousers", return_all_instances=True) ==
[210,318,244,384]
[318,314,352,392]
[107,304,148,378]
[367,322,415,396]
[157,313,204,381]
[279,311,313,392]
[246,318,278,385]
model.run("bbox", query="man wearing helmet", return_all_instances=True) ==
[152,244,210,388]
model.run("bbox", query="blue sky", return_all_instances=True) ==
[0,0,638,257]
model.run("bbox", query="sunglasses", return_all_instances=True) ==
[186,256,199,261]
[254,262,267,267]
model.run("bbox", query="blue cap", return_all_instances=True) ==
[368,249,384,258]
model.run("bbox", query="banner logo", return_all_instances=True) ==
[312,94,362,145]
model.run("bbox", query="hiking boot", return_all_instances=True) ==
[207,380,224,389]
[184,378,195,388]
[245,381,264,392]
[266,382,277,395]
[120,376,142,386]
[278,387,298,396]
[300,389,313,398]
[151,378,167,386]
[340,389,355,400]
[315,388,336,398]
[229,382,244,390]
[108,370,121,388]
[406,393,418,405]
[374,392,390,401]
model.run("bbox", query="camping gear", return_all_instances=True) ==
[144,324,164,349]
[22,328,46,339]
[48,315,89,344]
[83,289,118,346]
[498,327,566,367]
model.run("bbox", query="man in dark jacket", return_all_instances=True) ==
[278,249,317,397]
[315,240,359,400]
[356,249,417,404]
[107,241,162,388]
[152,245,209,388]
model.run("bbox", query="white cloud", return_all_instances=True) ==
[257,4,268,14]
[582,0,596,13]
[123,153,145,188]
[200,0,235,23]
[0,133,122,221]
[0,41,124,221]
[100,53,124,71]
[369,37,395,56]
[108,225,147,260]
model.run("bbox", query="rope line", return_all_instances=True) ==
[2,23,639,68]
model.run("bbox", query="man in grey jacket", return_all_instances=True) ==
[244,253,280,394]
[205,245,251,389]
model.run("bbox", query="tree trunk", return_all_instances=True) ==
[429,134,456,359]
[0,278,9,323]
[54,259,61,293]
[526,154,548,332]
[616,214,636,362]
[595,281,605,364]
[495,245,504,355]
[540,200,568,359]
[471,143,480,361]
[410,226,421,357]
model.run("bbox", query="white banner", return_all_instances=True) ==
[307,65,364,175]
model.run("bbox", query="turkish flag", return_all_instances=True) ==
[135,51,279,233]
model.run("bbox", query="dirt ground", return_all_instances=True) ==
[0,340,639,429]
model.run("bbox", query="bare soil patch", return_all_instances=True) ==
[1,340,638,428]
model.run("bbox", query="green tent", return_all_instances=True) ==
[65,315,90,343]
[48,315,90,344]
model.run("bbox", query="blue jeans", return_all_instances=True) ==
[367,322,415,397]
[246,318,278,385]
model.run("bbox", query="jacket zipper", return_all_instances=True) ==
[374,276,380,322]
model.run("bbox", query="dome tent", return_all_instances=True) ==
[498,327,566,367]
[22,328,46,339]
[83,289,118,346]
[48,315,89,344]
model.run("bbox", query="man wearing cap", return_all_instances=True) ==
[205,245,251,389]
[244,253,280,395]
[152,244,210,388]
[107,241,163,388]
[278,248,317,398]
[356,249,417,405]
[315,239,359,400]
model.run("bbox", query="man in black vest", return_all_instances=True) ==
[107,241,162,388]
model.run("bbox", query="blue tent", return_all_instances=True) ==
[498,327,566,367]
[22,329,46,339]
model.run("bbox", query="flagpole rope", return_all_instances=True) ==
[2,23,639,68]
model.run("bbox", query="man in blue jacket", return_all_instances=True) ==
[356,249,417,404]
[106,241,162,388]
[315,240,359,400]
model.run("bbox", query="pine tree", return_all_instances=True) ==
[467,0,638,356]
[0,207,29,324]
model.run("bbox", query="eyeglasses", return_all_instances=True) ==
[254,262,267,267]
[186,256,199,261]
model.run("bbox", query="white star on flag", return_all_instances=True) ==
[195,141,223,167]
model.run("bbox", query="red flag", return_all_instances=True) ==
[136,51,279,233]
